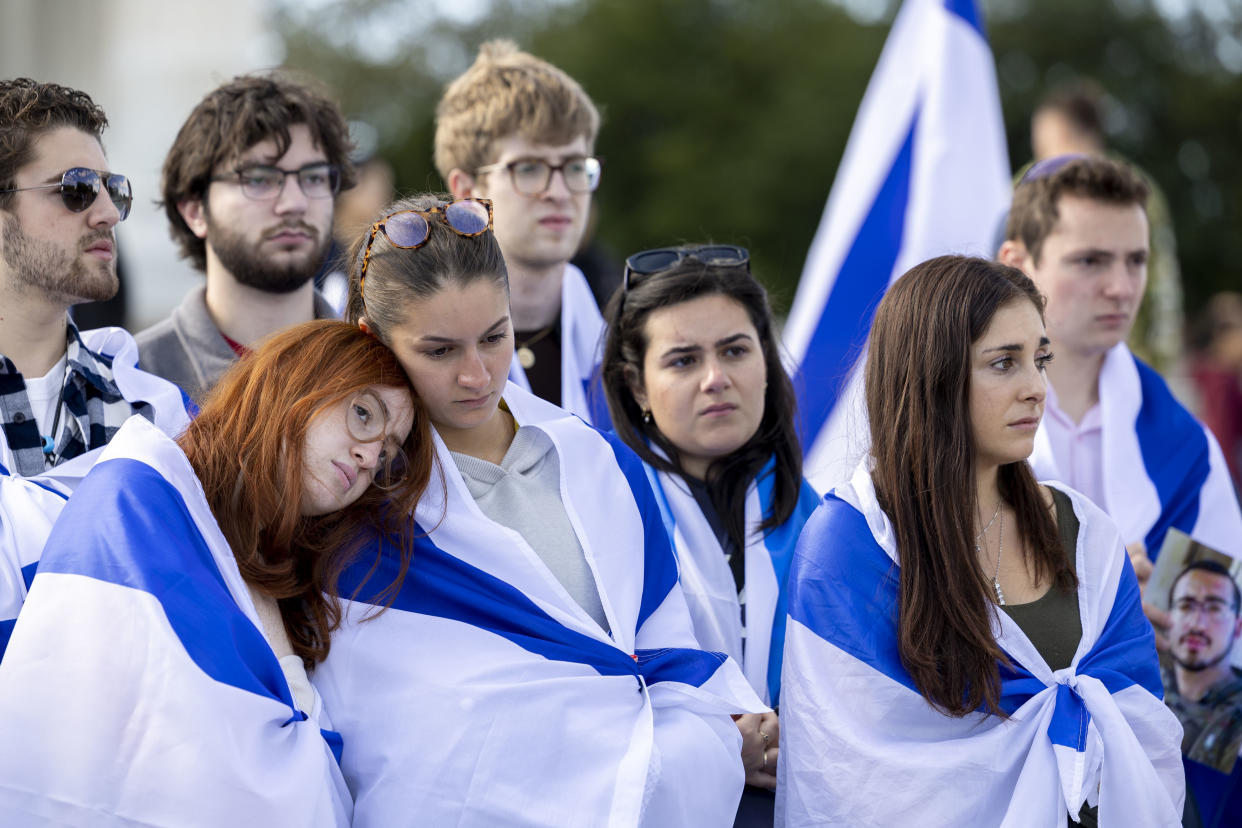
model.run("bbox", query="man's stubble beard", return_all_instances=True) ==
[1,213,118,304]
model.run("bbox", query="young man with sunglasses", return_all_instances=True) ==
[998,155,1242,637]
[137,73,355,403]
[0,78,191,663]
[0,78,189,478]
[436,40,608,424]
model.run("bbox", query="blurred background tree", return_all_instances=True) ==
[273,0,1242,319]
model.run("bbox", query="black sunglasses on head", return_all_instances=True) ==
[622,245,750,291]
[0,167,133,220]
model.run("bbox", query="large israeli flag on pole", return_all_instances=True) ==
[783,0,1011,492]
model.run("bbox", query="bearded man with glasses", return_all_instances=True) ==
[137,73,355,404]
[437,40,609,424]
[1161,559,1242,826]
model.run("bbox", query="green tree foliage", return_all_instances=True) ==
[274,0,1242,318]
[989,0,1242,316]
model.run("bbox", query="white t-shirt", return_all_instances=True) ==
[0,354,67,473]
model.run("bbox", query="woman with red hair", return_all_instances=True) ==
[0,320,432,827]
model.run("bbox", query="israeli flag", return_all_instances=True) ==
[782,0,1011,492]
[0,326,193,660]
[0,417,350,826]
[0,473,70,658]
[777,462,1185,826]
[315,383,765,827]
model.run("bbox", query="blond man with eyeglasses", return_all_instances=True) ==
[436,40,608,424]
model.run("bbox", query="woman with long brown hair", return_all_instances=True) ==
[0,320,432,827]
[777,256,1183,826]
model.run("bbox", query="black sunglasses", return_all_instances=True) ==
[622,245,750,291]
[0,167,133,220]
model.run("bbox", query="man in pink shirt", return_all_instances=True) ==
[999,154,1242,645]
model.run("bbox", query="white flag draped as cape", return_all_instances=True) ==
[777,461,1184,827]
[0,327,192,660]
[314,383,764,827]
[1031,343,1242,560]
[0,416,350,827]
[0,473,69,657]
[506,263,609,425]
[645,456,820,704]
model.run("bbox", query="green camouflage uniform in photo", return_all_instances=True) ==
[1162,664,1242,773]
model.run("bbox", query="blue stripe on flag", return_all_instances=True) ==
[20,560,37,592]
[636,646,726,689]
[795,112,919,449]
[787,494,916,694]
[36,458,298,710]
[583,372,611,429]
[20,478,69,501]
[181,389,200,419]
[1076,551,1163,699]
[20,561,37,593]
[320,728,344,766]
[793,492,1159,718]
[339,524,724,690]
[0,617,15,659]
[1046,683,1090,750]
[943,0,985,39]
[1132,355,1210,557]
[598,429,680,631]
[759,465,822,704]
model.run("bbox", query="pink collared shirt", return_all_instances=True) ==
[1041,383,1107,510]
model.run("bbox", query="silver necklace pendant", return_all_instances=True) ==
[993,579,1006,606]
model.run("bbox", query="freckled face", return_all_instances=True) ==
[969,299,1052,472]
[300,384,414,517]
[631,294,767,480]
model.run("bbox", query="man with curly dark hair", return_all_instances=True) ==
[136,72,356,403]
[0,78,188,477]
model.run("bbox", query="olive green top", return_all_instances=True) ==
[1000,487,1083,672]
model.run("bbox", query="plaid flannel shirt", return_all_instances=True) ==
[0,322,154,477]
